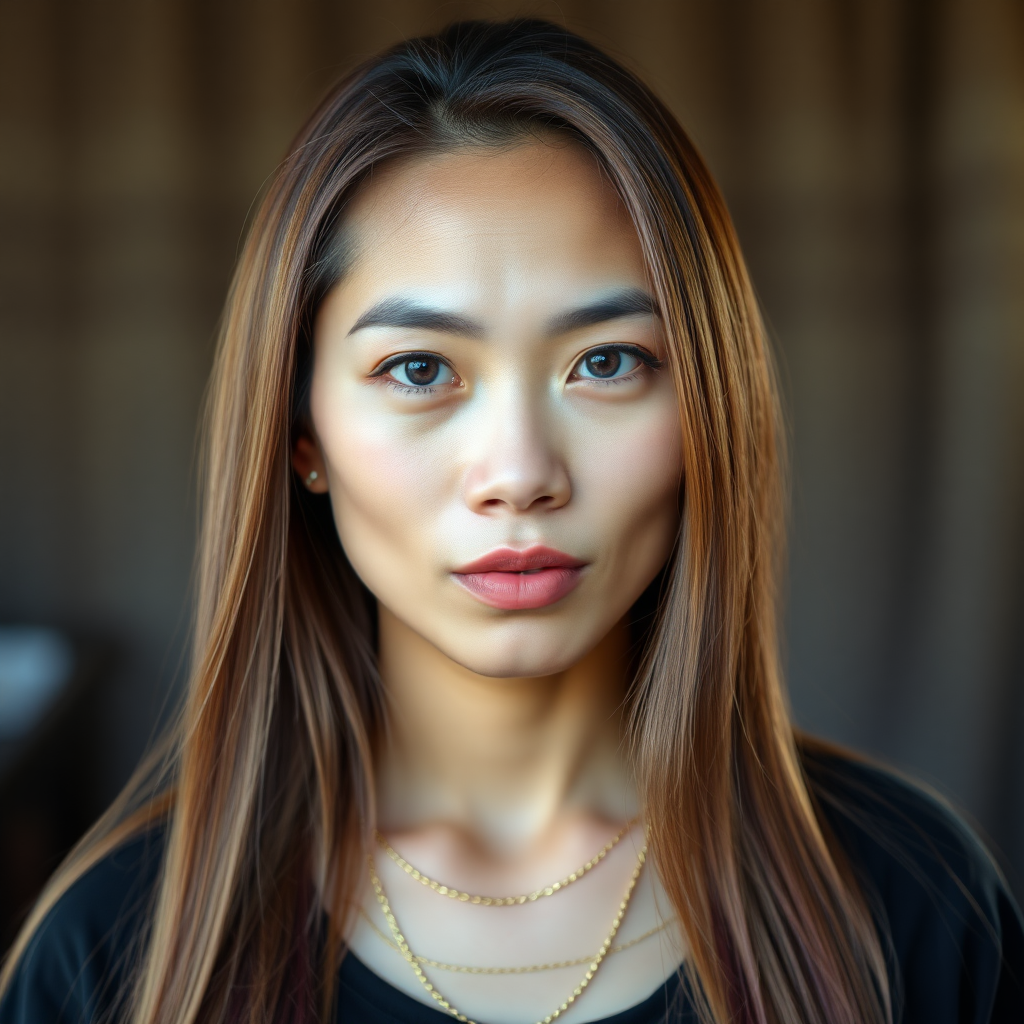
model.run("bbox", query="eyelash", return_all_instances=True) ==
[369,344,662,394]
[370,352,457,395]
[570,344,662,384]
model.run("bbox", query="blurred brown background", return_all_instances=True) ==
[1,0,1022,930]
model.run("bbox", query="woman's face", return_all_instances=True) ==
[305,139,683,678]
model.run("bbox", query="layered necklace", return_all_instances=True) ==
[367,824,655,1024]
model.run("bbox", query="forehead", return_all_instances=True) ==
[337,140,646,300]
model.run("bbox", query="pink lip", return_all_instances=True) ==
[452,546,588,610]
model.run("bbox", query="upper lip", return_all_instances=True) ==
[453,546,588,574]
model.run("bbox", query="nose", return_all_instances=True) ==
[462,386,571,515]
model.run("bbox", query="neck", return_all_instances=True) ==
[374,606,636,852]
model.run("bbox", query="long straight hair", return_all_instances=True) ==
[1,19,890,1024]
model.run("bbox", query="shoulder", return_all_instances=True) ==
[0,829,164,1024]
[801,743,1024,1024]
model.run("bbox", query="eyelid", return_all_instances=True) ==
[369,350,450,377]
[368,344,660,389]
[572,343,663,375]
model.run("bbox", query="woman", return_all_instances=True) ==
[1,18,1020,1024]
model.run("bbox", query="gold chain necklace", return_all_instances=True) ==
[374,823,633,906]
[359,906,671,974]
[368,844,647,1024]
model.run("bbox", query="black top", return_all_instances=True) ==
[2,752,1022,1023]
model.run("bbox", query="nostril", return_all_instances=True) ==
[477,493,558,511]
[463,461,571,513]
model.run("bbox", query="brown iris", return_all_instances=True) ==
[584,349,621,378]
[404,356,441,385]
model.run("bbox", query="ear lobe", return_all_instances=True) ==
[292,434,329,493]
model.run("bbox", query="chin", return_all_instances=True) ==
[438,622,600,680]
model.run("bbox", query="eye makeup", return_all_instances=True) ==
[570,343,662,383]
[367,342,662,397]
[369,351,463,394]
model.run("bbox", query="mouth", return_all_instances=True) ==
[451,546,588,610]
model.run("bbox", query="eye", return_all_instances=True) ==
[373,352,461,391]
[572,345,659,381]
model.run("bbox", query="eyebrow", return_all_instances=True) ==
[542,287,659,338]
[346,287,659,339]
[348,297,484,337]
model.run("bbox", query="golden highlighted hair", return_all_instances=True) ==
[2,19,890,1024]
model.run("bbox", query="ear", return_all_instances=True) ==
[292,433,330,493]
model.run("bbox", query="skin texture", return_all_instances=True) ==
[293,140,685,1022]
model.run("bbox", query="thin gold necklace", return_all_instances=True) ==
[368,843,647,1024]
[359,906,671,973]
[374,823,634,906]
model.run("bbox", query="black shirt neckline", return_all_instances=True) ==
[336,951,687,1024]
[5,751,1022,1024]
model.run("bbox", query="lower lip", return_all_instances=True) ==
[453,567,585,610]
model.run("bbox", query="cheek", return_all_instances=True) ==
[312,387,452,583]
[573,401,682,531]
[570,397,683,583]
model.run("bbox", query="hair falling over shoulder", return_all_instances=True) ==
[1,19,892,1024]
